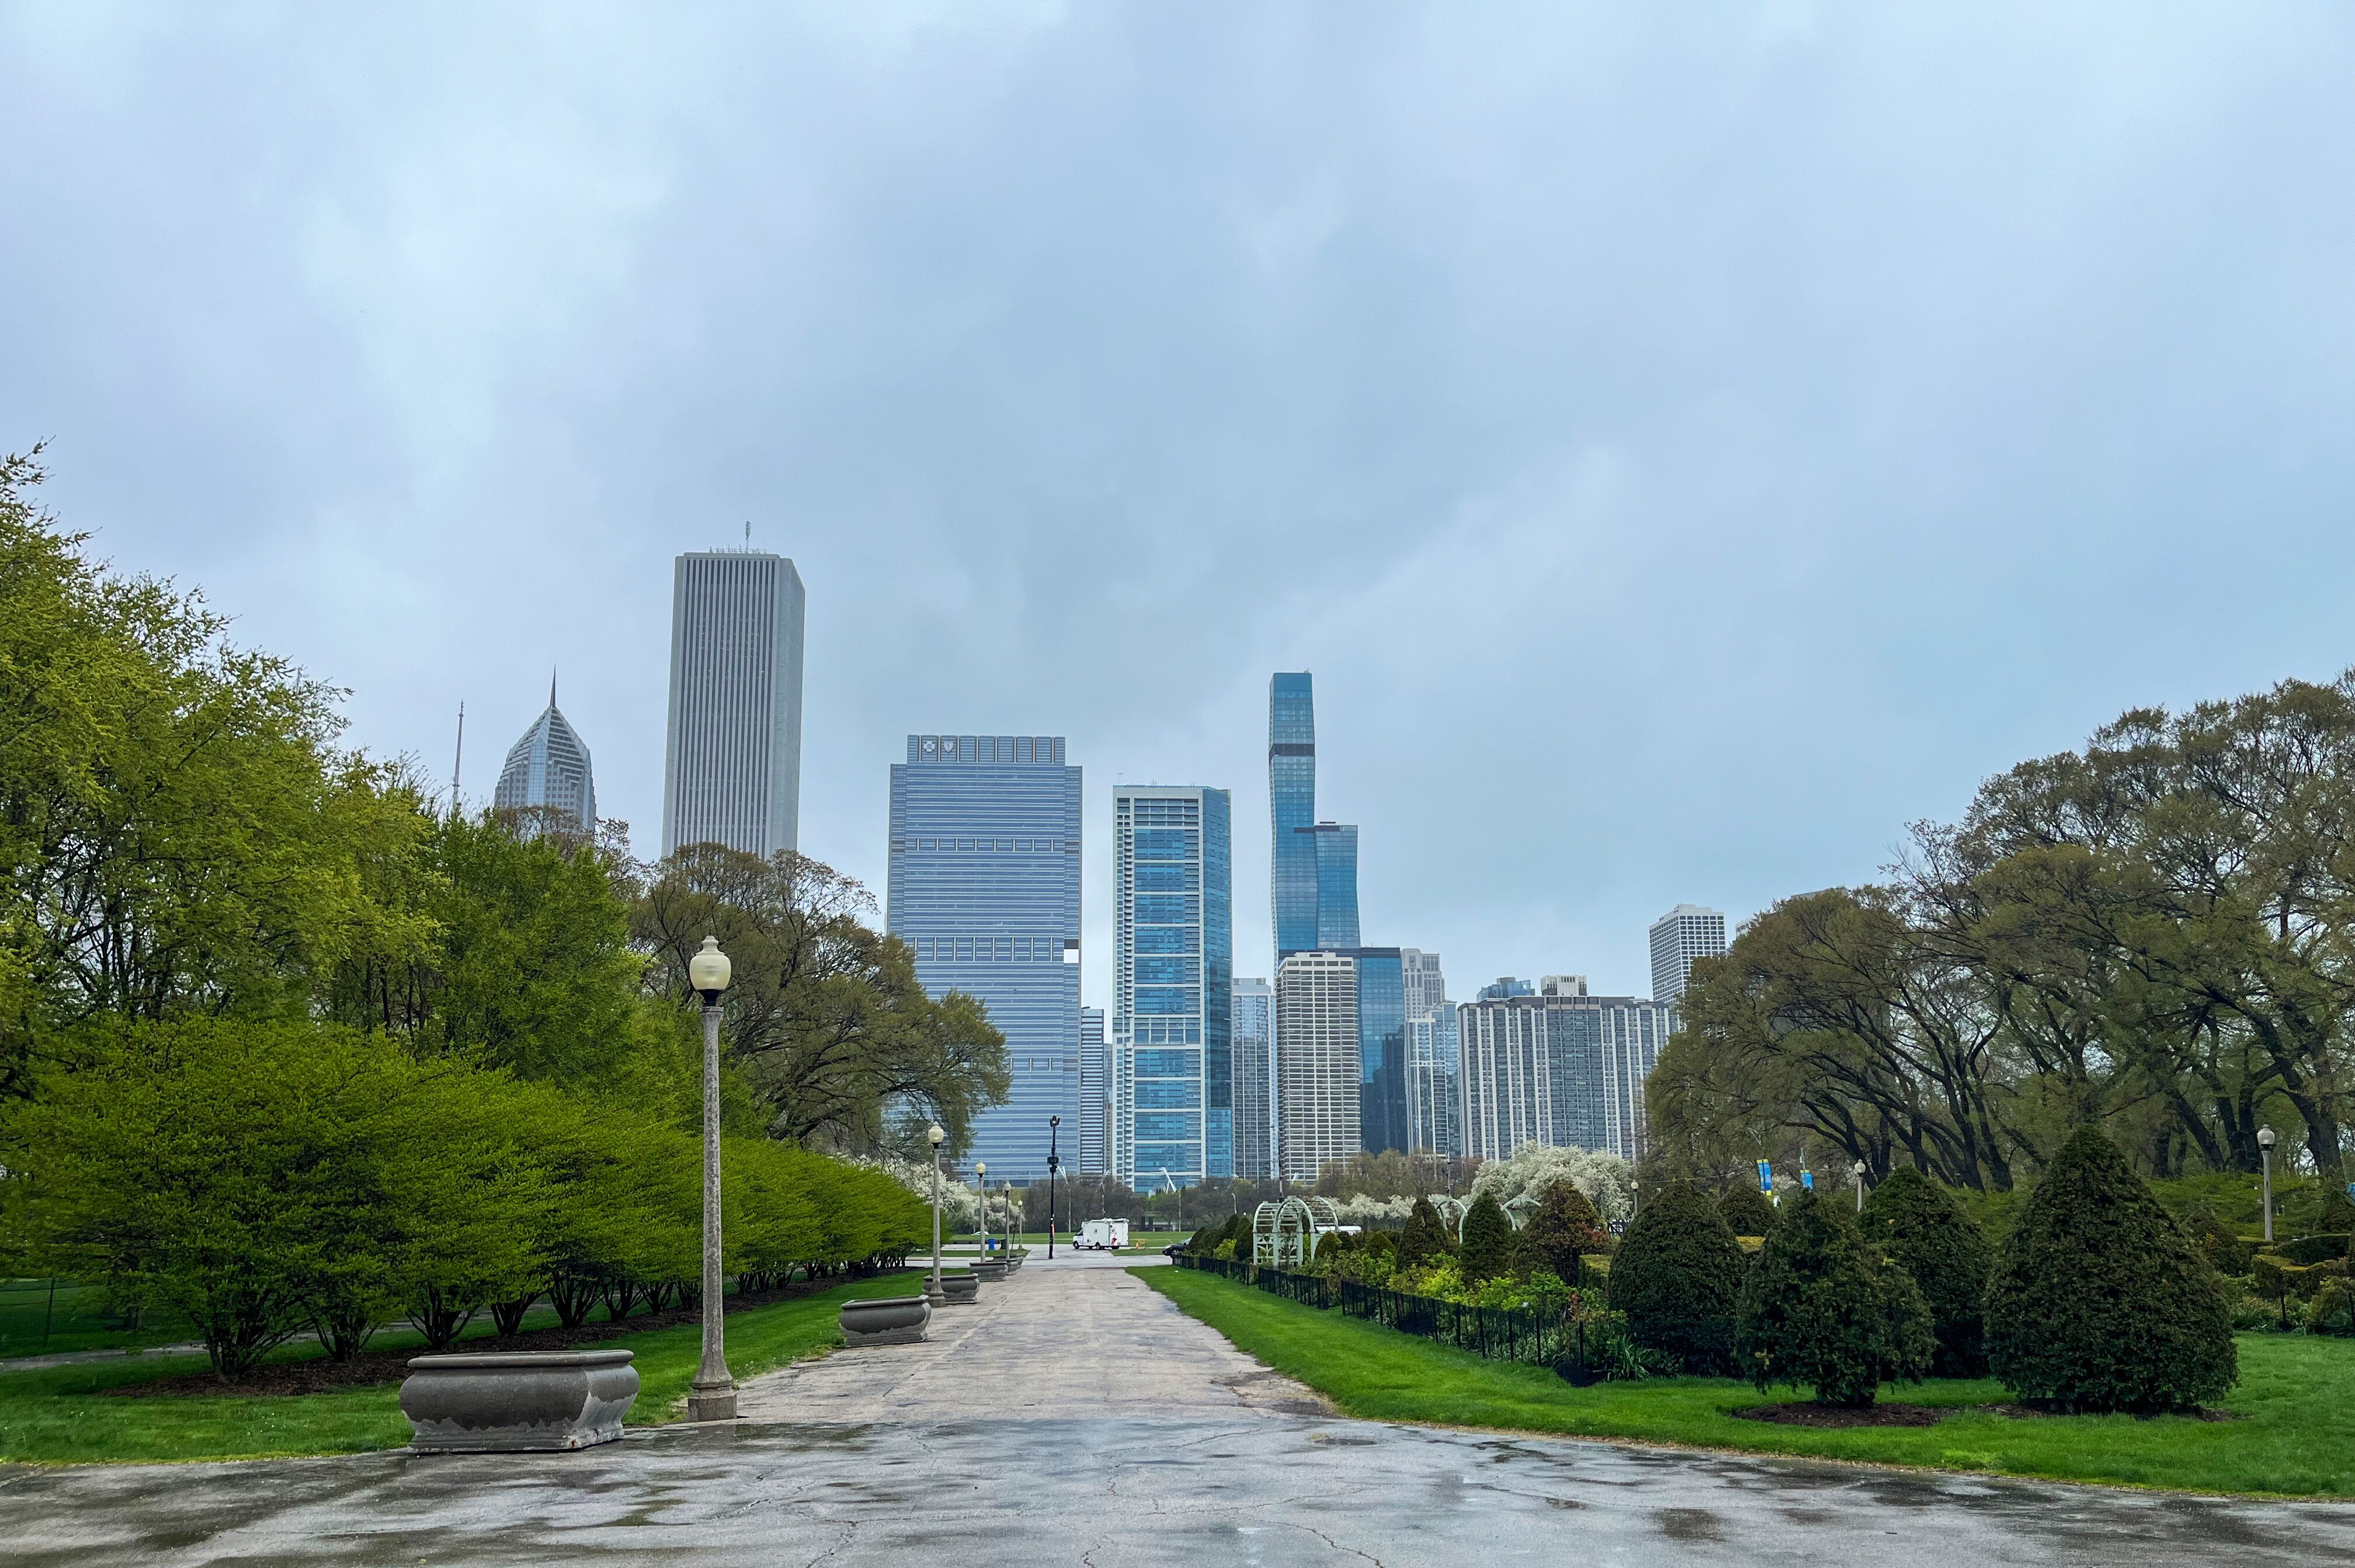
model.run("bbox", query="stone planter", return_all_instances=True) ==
[940,1273,981,1306]
[400,1350,638,1454]
[971,1259,1008,1284]
[840,1295,932,1347]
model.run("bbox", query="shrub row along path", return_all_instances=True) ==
[7,1254,2354,1567]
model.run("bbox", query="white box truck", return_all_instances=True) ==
[1076,1219,1130,1251]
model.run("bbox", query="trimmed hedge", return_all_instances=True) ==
[1716,1184,1779,1239]
[1460,1192,1516,1284]
[1608,1183,1745,1374]
[1985,1125,2237,1413]
[1860,1166,1992,1376]
[1736,1187,1932,1406]
[1518,1182,1610,1283]
[1397,1196,1457,1271]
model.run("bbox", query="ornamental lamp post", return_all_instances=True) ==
[1047,1115,1062,1258]
[926,1124,948,1306]
[687,936,735,1423]
[1853,1159,1868,1214]
[2258,1126,2277,1244]
[976,1162,988,1257]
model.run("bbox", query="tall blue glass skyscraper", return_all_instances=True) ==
[1269,674,1319,962]
[1111,785,1232,1189]
[1269,673,1360,962]
[1338,947,1407,1154]
[887,734,1081,1184]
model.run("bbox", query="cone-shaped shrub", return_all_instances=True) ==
[1736,1187,1933,1406]
[1608,1183,1746,1373]
[1460,1192,1517,1283]
[1716,1184,1779,1239]
[1519,1182,1611,1282]
[1397,1196,1457,1271]
[1860,1166,1992,1376]
[1985,1125,2237,1413]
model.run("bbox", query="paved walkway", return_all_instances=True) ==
[7,1263,2354,1566]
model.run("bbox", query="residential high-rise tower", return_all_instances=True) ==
[1649,905,1728,1002]
[662,551,806,858]
[1111,785,1232,1190]
[1230,977,1274,1178]
[1274,950,1359,1182]
[1456,990,1675,1163]
[887,734,1081,1183]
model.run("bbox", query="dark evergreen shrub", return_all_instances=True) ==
[1460,1192,1517,1283]
[2316,1184,2355,1237]
[2182,1205,2255,1275]
[1607,1183,1746,1373]
[2279,1234,2351,1265]
[1716,1184,1779,1239]
[1735,1187,1933,1406]
[2306,1277,2355,1336]
[1519,1182,1610,1283]
[1397,1195,1457,1271]
[1985,1125,2238,1413]
[1860,1166,1993,1376]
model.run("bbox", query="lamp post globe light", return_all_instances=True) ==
[926,1123,948,1307]
[2258,1125,2277,1244]
[687,936,735,1423]
[1852,1159,1868,1214]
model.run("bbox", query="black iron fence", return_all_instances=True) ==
[1173,1253,1603,1376]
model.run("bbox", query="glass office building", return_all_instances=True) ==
[1111,785,1232,1189]
[492,679,598,836]
[1230,977,1274,1178]
[1076,1006,1108,1176]
[1333,947,1406,1154]
[1269,673,1319,962]
[887,734,1081,1183]
[662,551,805,857]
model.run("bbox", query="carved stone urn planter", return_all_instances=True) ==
[971,1258,1008,1284]
[940,1273,981,1306]
[400,1350,638,1454]
[840,1295,932,1347]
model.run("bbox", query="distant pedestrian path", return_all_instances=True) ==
[737,1257,1330,1423]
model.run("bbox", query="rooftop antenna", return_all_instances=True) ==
[744,520,751,548]
[450,703,466,819]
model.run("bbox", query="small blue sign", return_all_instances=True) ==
[1801,1170,1815,1191]
[1756,1159,1773,1194]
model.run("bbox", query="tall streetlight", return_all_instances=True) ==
[687,936,735,1423]
[1853,1159,1868,1214]
[976,1162,989,1257]
[926,1123,947,1306]
[1045,1116,1065,1256]
[2258,1126,2277,1244]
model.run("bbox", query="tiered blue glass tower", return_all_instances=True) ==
[887,734,1081,1183]
[1112,785,1232,1188]
[1269,674,1319,962]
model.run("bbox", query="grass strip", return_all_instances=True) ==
[0,1274,918,1466]
[1137,1264,2355,1498]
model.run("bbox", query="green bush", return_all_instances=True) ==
[1459,1192,1516,1284]
[2316,1185,2355,1237]
[1735,1187,1932,1406]
[1715,1184,1778,1238]
[2304,1277,2355,1336]
[2279,1234,2351,1266]
[2182,1205,2256,1275]
[1607,1183,1746,1374]
[1518,1182,1610,1282]
[1396,1195,1457,1271]
[1985,1125,2238,1413]
[1860,1166,1992,1376]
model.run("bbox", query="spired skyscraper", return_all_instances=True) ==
[492,679,597,836]
[662,551,806,858]
[1268,673,1363,965]
[887,735,1082,1184]
[1110,785,1232,1190]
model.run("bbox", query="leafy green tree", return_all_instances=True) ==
[1458,1192,1517,1284]
[1715,1184,1779,1238]
[635,845,1010,1153]
[1985,1125,2237,1412]
[1860,1167,1992,1375]
[1736,1187,1933,1406]
[1518,1181,1610,1282]
[1608,1183,1746,1373]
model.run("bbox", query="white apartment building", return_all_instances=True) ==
[662,551,807,858]
[1274,949,1359,1183]
[1648,905,1728,1003]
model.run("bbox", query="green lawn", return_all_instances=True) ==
[1140,1266,2355,1498]
[0,1274,920,1466]
[0,1280,200,1360]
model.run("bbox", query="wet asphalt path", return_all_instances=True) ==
[6,1259,2353,1566]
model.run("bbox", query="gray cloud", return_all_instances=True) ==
[4,2,2351,999]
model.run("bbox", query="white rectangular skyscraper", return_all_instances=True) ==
[1648,905,1728,1003]
[1274,950,1358,1183]
[662,551,806,858]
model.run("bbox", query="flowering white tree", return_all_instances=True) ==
[857,1153,982,1230]
[1334,1193,1416,1225]
[1468,1143,1632,1226]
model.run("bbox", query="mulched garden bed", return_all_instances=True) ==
[101,1272,899,1399]
[1732,1402,1950,1428]
[1987,1400,2241,1421]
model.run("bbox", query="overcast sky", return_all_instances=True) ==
[5,4,2351,1004]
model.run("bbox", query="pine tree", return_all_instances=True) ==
[1860,1166,1992,1376]
[1397,1195,1457,1271]
[1518,1181,1610,1282]
[1736,1187,1933,1406]
[1607,1183,1747,1374]
[1459,1192,1517,1284]
[1985,1125,2237,1413]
